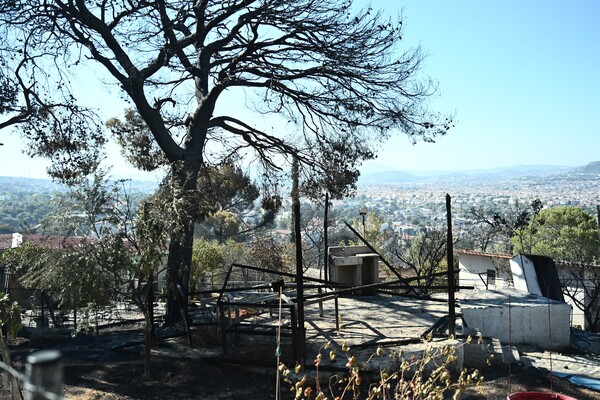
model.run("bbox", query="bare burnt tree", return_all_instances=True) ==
[468,206,507,252]
[394,228,449,293]
[559,264,600,332]
[468,198,543,253]
[1,0,451,323]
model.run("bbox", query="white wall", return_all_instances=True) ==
[461,290,571,350]
[510,255,542,295]
[458,254,497,290]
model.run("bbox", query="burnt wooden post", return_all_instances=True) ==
[218,301,228,355]
[291,158,305,368]
[446,194,456,338]
[323,192,329,283]
[290,305,299,362]
[25,350,62,400]
[319,192,330,318]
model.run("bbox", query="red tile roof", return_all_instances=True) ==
[454,249,513,259]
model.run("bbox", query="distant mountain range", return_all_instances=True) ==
[0,176,157,194]
[358,162,599,185]
[2,161,600,191]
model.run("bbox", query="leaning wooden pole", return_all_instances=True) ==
[446,194,456,338]
[292,159,305,368]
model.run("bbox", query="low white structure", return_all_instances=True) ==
[328,245,379,295]
[510,254,542,295]
[460,289,571,350]
[457,250,512,290]
[457,251,572,350]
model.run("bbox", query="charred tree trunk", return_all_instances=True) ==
[164,160,201,325]
[143,275,155,377]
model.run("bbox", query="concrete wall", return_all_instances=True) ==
[328,246,379,294]
[460,289,571,350]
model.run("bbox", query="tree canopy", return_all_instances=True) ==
[511,206,600,264]
[1,0,451,323]
[1,0,449,186]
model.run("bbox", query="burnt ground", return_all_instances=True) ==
[4,322,600,400]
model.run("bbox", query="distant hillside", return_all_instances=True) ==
[468,164,572,175]
[0,176,157,194]
[0,176,157,234]
[358,170,420,185]
[579,161,600,174]
[358,164,578,186]
[0,176,64,193]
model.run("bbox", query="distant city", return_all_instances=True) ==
[1,162,599,243]
[348,161,600,240]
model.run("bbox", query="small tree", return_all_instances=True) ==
[395,229,449,293]
[1,175,167,375]
[132,201,167,377]
[191,238,226,291]
[560,264,600,332]
[1,239,128,320]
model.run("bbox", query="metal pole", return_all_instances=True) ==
[446,194,456,338]
[25,350,62,400]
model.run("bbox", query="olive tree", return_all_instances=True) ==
[511,206,600,264]
[0,0,451,323]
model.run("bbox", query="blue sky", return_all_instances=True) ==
[1,0,599,179]
[364,0,600,173]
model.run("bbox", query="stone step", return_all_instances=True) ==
[463,333,519,369]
